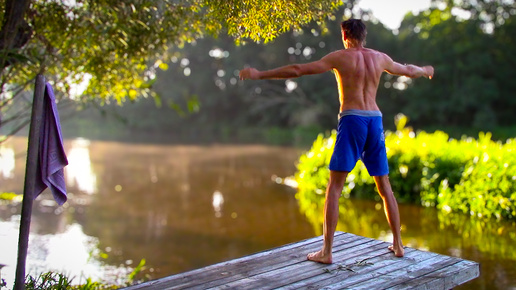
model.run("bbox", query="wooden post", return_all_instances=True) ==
[0,263,6,286]
[14,74,46,290]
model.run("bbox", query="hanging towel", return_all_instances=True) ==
[33,83,68,205]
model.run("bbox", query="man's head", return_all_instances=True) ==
[341,19,367,48]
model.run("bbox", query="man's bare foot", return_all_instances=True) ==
[307,250,332,264]
[388,244,405,257]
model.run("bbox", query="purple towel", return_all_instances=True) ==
[33,83,68,205]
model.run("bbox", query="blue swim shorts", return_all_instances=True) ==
[329,109,389,176]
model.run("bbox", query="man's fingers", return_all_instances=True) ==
[425,66,434,79]
[239,69,248,80]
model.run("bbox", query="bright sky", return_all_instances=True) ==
[358,0,432,30]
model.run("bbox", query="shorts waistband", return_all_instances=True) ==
[338,109,382,119]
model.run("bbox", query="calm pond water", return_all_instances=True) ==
[0,136,515,289]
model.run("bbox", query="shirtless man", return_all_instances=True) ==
[239,19,434,263]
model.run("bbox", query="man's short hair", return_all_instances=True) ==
[341,19,367,43]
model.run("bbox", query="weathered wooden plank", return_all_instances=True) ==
[250,242,397,289]
[387,259,480,290]
[173,233,364,289]
[282,247,428,289]
[200,235,382,289]
[123,232,346,290]
[348,256,461,289]
[321,254,459,290]
[216,239,388,289]
[280,246,416,289]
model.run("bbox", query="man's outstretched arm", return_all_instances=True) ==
[239,54,335,80]
[384,55,434,79]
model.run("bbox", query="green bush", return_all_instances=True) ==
[294,114,516,220]
[437,137,516,219]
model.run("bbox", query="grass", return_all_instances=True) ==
[0,259,147,290]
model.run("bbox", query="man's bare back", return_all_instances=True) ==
[325,47,389,112]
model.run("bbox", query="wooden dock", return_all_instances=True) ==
[123,231,479,289]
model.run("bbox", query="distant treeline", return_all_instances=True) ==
[62,5,516,145]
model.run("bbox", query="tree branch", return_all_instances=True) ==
[0,0,33,69]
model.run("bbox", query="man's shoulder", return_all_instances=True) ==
[326,49,347,56]
[321,50,347,62]
[362,48,392,64]
[362,48,387,56]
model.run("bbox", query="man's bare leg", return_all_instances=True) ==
[307,170,348,264]
[373,175,404,257]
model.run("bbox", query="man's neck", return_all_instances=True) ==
[345,40,363,49]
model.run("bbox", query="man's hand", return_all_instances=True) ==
[239,68,260,80]
[423,66,434,79]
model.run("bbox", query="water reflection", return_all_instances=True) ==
[0,217,132,288]
[1,136,515,289]
[212,190,224,218]
[74,142,310,279]
[0,146,15,179]
[148,164,158,183]
[0,137,309,287]
[65,138,97,194]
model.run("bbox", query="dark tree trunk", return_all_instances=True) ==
[0,0,32,68]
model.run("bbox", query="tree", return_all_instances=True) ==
[0,0,342,139]
[431,0,515,32]
[394,2,516,132]
[52,4,427,144]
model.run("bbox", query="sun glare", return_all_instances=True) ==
[66,138,97,194]
[285,80,298,93]
[0,146,15,179]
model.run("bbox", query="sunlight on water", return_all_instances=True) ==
[212,190,224,218]
[0,146,15,179]
[1,137,309,287]
[0,218,131,288]
[65,138,97,194]
[148,164,158,183]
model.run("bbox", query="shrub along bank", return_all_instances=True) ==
[294,114,516,220]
